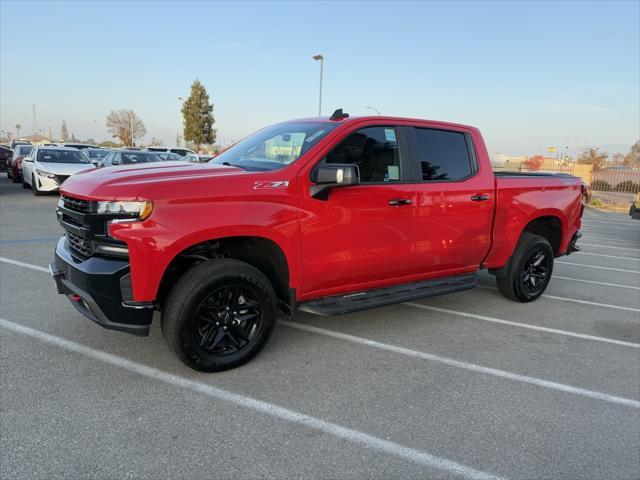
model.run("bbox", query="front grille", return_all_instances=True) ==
[66,231,94,259]
[55,175,69,186]
[61,214,83,229]
[61,194,92,213]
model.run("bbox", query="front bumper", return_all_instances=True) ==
[50,236,153,336]
[35,173,65,192]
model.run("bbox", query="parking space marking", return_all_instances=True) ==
[576,252,640,261]
[582,219,640,227]
[476,285,640,313]
[556,261,640,274]
[402,303,640,348]
[0,256,49,273]
[582,235,639,245]
[580,243,640,252]
[552,275,640,291]
[581,224,640,233]
[280,321,640,409]
[0,317,504,480]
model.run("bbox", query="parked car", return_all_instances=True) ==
[98,150,165,167]
[10,140,31,150]
[84,148,111,165]
[155,152,185,162]
[630,192,640,219]
[22,146,94,195]
[59,143,96,150]
[182,153,199,163]
[51,111,584,372]
[198,154,214,162]
[0,145,12,172]
[7,145,34,182]
[146,146,197,157]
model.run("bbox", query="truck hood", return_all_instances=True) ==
[60,161,246,200]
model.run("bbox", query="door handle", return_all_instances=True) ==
[471,194,490,202]
[388,198,412,206]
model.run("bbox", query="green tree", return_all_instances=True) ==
[106,109,147,146]
[576,147,608,171]
[181,80,216,150]
[624,140,640,167]
[60,120,70,142]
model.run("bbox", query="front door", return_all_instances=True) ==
[298,125,424,299]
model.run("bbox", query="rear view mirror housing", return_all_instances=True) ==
[311,163,359,199]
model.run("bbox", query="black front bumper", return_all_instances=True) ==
[51,237,153,336]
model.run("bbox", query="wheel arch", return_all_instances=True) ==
[156,235,294,312]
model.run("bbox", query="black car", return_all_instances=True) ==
[0,145,12,172]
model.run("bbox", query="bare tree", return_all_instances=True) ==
[149,137,164,147]
[106,109,147,146]
[576,147,609,171]
[60,120,70,142]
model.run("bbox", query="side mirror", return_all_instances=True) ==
[311,163,359,199]
[23,156,34,162]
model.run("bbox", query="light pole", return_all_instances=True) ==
[313,54,324,116]
[177,97,184,145]
[365,106,381,115]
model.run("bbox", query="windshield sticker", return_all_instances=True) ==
[305,130,325,143]
[384,128,397,142]
[387,165,399,180]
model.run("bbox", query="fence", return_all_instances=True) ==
[491,163,639,206]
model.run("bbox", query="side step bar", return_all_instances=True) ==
[299,273,476,316]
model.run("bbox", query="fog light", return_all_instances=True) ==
[95,244,129,256]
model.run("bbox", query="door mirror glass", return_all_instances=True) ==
[311,163,359,198]
[24,156,34,162]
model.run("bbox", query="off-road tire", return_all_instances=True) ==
[496,233,554,302]
[161,259,278,372]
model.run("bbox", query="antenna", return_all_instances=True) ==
[330,108,349,121]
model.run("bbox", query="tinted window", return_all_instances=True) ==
[15,146,33,156]
[325,126,401,183]
[414,128,472,181]
[38,149,89,164]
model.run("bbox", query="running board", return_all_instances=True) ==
[299,273,476,316]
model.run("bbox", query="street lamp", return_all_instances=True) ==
[177,97,184,145]
[313,54,324,116]
[365,106,381,115]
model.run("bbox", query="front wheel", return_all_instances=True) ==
[161,259,278,372]
[496,233,554,302]
[32,175,45,196]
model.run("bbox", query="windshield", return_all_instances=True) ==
[212,122,337,171]
[38,149,90,164]
[121,152,163,164]
[17,146,34,156]
[87,149,109,159]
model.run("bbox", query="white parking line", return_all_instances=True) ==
[556,261,640,274]
[552,275,640,291]
[575,252,640,261]
[580,243,640,252]
[582,235,639,245]
[582,224,640,233]
[476,284,640,313]
[0,256,49,273]
[582,219,639,227]
[281,321,640,409]
[402,303,639,348]
[0,317,504,480]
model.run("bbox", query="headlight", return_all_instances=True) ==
[97,200,153,220]
[36,169,56,178]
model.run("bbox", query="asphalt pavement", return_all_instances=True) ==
[1,176,639,480]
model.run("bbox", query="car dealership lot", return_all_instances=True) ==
[1,178,638,480]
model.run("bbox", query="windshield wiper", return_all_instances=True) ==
[221,161,248,170]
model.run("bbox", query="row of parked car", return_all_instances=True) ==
[2,142,215,195]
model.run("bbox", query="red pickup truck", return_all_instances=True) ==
[51,110,583,372]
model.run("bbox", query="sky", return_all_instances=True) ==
[1,0,638,156]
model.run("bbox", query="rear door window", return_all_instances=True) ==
[325,126,402,183]
[413,128,473,181]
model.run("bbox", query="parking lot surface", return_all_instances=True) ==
[1,177,639,480]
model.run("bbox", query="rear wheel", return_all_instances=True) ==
[22,176,30,189]
[161,259,278,372]
[496,233,554,302]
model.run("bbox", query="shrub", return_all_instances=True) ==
[591,179,611,191]
[613,180,640,193]
[589,198,604,207]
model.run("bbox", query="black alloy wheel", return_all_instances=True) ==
[194,285,262,355]
[520,246,552,296]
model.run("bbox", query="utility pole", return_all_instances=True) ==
[313,54,324,116]
[32,105,38,135]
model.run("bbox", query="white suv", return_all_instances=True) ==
[22,146,95,195]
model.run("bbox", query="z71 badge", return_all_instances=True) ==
[253,181,290,189]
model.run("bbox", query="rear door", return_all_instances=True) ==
[404,124,495,274]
